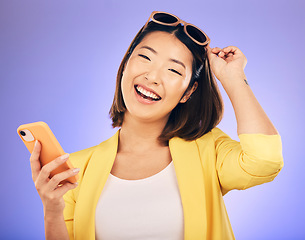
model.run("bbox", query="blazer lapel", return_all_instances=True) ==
[169,137,207,240]
[74,131,207,239]
[74,130,119,240]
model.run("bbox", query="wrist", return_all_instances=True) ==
[44,210,65,222]
[219,73,251,100]
[220,72,248,89]
[220,71,246,82]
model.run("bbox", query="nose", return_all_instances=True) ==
[145,69,161,85]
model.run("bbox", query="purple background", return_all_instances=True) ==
[1,0,304,239]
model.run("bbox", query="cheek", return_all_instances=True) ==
[121,65,135,90]
[165,77,191,100]
[124,57,146,77]
[121,75,131,101]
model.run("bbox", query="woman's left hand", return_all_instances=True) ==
[206,45,247,83]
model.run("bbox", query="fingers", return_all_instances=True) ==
[30,140,42,182]
[36,153,69,188]
[53,182,79,198]
[211,47,222,53]
[206,45,219,61]
[210,46,239,58]
[222,46,238,54]
[208,47,224,59]
[47,167,80,191]
[29,150,79,215]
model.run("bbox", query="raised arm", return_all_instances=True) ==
[207,45,278,135]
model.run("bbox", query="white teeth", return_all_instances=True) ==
[136,85,160,100]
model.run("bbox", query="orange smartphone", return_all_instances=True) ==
[17,121,78,184]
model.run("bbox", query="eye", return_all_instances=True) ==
[138,54,151,61]
[168,68,182,76]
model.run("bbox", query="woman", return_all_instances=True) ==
[30,11,284,240]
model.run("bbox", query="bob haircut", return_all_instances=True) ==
[109,21,224,142]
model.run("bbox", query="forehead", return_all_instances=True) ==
[135,31,193,66]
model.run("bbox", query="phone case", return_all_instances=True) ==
[17,121,78,184]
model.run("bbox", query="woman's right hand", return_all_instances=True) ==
[30,140,79,217]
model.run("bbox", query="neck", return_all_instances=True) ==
[118,112,169,153]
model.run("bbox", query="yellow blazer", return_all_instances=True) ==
[63,127,283,239]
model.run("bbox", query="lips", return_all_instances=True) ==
[134,84,161,101]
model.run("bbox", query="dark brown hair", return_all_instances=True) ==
[109,21,224,142]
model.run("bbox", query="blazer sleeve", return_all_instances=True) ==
[63,188,75,240]
[62,145,96,240]
[211,127,284,195]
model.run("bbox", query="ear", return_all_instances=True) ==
[180,82,198,103]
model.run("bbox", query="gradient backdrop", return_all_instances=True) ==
[1,0,304,239]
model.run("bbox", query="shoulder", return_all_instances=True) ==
[170,127,227,144]
[70,145,97,159]
[69,145,98,170]
[170,127,227,151]
[209,127,230,140]
[194,127,228,145]
[68,130,120,171]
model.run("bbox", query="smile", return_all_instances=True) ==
[134,85,161,101]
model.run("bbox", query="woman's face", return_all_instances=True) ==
[121,31,195,123]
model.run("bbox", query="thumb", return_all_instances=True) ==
[206,45,218,61]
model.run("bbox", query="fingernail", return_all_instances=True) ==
[60,153,69,161]
[34,140,38,147]
[72,168,80,173]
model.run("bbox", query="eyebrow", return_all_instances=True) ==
[140,45,186,69]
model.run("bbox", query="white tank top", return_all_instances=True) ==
[95,160,184,240]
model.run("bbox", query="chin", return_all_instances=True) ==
[126,109,170,124]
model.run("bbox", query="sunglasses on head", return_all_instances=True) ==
[143,11,210,46]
